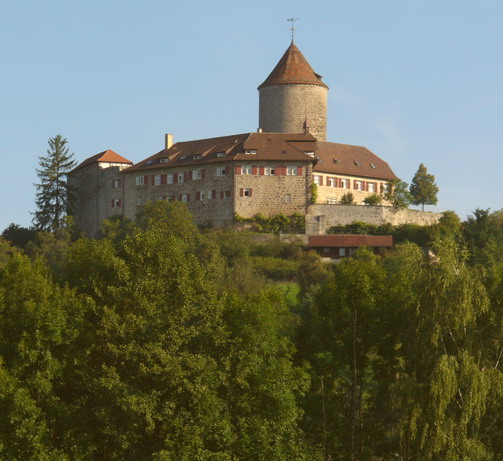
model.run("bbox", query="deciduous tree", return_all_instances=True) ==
[410,163,439,211]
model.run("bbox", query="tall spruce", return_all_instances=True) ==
[410,163,439,211]
[33,135,76,231]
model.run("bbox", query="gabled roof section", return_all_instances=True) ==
[126,132,317,172]
[313,142,397,181]
[72,149,132,172]
[258,42,328,90]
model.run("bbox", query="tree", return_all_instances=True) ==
[363,194,382,206]
[384,179,412,210]
[410,163,439,211]
[33,134,76,231]
[340,192,355,205]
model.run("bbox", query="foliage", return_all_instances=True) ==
[410,163,439,211]
[33,134,77,231]
[235,213,305,234]
[310,183,318,204]
[385,178,412,210]
[363,193,383,205]
[339,192,355,205]
[1,223,37,249]
[250,256,300,281]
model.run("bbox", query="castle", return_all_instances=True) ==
[69,42,438,237]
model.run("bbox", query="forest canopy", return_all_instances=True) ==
[0,203,502,460]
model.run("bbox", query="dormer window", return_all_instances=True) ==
[333,159,341,164]
[244,149,257,155]
[193,155,203,160]
[370,163,376,168]
[160,158,169,163]
[216,152,227,157]
[305,151,315,157]
[354,161,361,166]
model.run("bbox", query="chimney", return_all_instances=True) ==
[165,133,173,150]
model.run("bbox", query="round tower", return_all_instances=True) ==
[258,42,329,141]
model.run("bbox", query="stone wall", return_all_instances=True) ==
[69,164,125,237]
[234,162,312,218]
[306,204,442,234]
[259,84,328,140]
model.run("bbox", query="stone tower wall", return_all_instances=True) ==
[259,84,328,141]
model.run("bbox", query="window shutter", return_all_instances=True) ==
[297,166,303,176]
[220,190,224,199]
[161,174,167,185]
[240,188,244,197]
[319,176,324,186]
[225,166,230,175]
[235,165,241,175]
[111,199,114,207]
[186,171,191,181]
[196,191,200,201]
[187,194,190,202]
[201,169,206,179]
[259,166,264,175]
[151,175,155,185]
[212,189,216,199]
[249,188,253,197]
[144,175,149,184]
[275,167,281,176]
[173,173,178,183]
[252,166,258,175]
[178,194,182,201]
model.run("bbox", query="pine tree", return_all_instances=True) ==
[410,163,439,211]
[33,135,76,231]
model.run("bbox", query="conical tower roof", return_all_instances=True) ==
[258,42,328,90]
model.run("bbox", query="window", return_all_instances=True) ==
[167,195,174,202]
[200,191,206,200]
[368,182,375,193]
[264,166,275,175]
[370,163,376,168]
[305,151,315,157]
[193,169,202,180]
[285,194,291,203]
[323,247,331,255]
[167,173,174,184]
[355,181,363,191]
[326,197,337,204]
[222,190,231,198]
[112,198,121,207]
[193,155,203,160]
[339,248,346,257]
[287,166,298,176]
[314,175,321,185]
[216,152,226,157]
[354,161,361,166]
[135,176,144,186]
[137,198,142,206]
[328,177,335,187]
[181,193,188,202]
[160,158,169,163]
[112,179,120,188]
[242,165,252,175]
[208,190,214,200]
[155,175,161,185]
[178,172,185,183]
[244,149,257,155]
[340,178,348,189]
[243,188,252,197]
[216,166,228,176]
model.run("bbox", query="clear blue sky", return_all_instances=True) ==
[1,0,502,231]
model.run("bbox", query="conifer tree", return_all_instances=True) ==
[33,135,76,231]
[410,163,439,211]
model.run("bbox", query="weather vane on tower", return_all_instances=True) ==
[287,17,300,41]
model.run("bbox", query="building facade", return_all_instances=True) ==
[69,42,409,236]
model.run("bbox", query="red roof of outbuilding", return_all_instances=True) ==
[72,149,132,172]
[308,235,393,248]
[258,42,328,90]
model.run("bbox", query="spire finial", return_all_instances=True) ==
[287,17,299,42]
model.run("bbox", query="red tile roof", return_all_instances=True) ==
[313,142,397,180]
[126,132,318,171]
[308,235,393,248]
[258,42,328,90]
[72,149,132,172]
